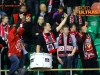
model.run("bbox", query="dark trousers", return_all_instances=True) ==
[27,0,40,15]
[72,53,78,74]
[60,56,73,75]
[1,48,11,75]
[81,57,99,75]
[85,0,99,6]
[44,55,58,75]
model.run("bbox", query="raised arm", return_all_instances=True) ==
[56,13,68,32]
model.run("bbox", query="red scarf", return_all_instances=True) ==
[59,33,73,45]
[58,33,73,56]
[70,14,82,25]
[69,30,78,36]
[43,32,57,53]
[84,35,95,59]
[0,23,10,41]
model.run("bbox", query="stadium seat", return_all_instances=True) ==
[98,27,100,38]
[58,64,63,74]
[77,58,83,74]
[87,16,99,29]
[87,26,97,41]
[87,16,100,21]
[29,44,35,52]
[32,16,35,21]
[94,38,100,58]
[4,65,7,69]
[81,0,85,6]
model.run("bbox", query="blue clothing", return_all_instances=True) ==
[8,55,24,75]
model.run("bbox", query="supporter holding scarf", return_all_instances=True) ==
[66,5,85,30]
[76,25,99,75]
[57,25,76,75]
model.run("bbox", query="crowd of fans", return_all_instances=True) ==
[0,0,100,75]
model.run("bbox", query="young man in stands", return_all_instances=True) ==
[76,25,99,75]
[69,24,78,75]
[53,5,64,20]
[32,16,44,51]
[34,3,52,25]
[66,0,81,15]
[13,0,31,14]
[66,5,85,30]
[36,13,68,75]
[12,5,31,24]
[0,15,10,72]
[0,15,10,42]
[8,14,26,75]
[22,14,33,67]
[57,25,76,75]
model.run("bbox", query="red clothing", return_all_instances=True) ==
[69,30,78,36]
[0,23,10,40]
[69,30,78,52]
[8,27,25,58]
[13,13,31,24]
[76,33,97,60]
[84,35,95,60]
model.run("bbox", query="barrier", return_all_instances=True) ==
[0,68,100,75]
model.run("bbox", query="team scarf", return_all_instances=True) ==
[83,34,95,59]
[58,33,73,56]
[43,32,57,53]
[69,30,78,36]
[0,23,10,41]
[48,0,64,14]
[59,33,72,45]
[70,14,82,25]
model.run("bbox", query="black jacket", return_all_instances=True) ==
[13,4,31,14]
[0,37,6,46]
[0,37,7,51]
[22,22,33,44]
[33,12,52,25]
[32,24,43,45]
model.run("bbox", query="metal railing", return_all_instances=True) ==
[0,68,100,75]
